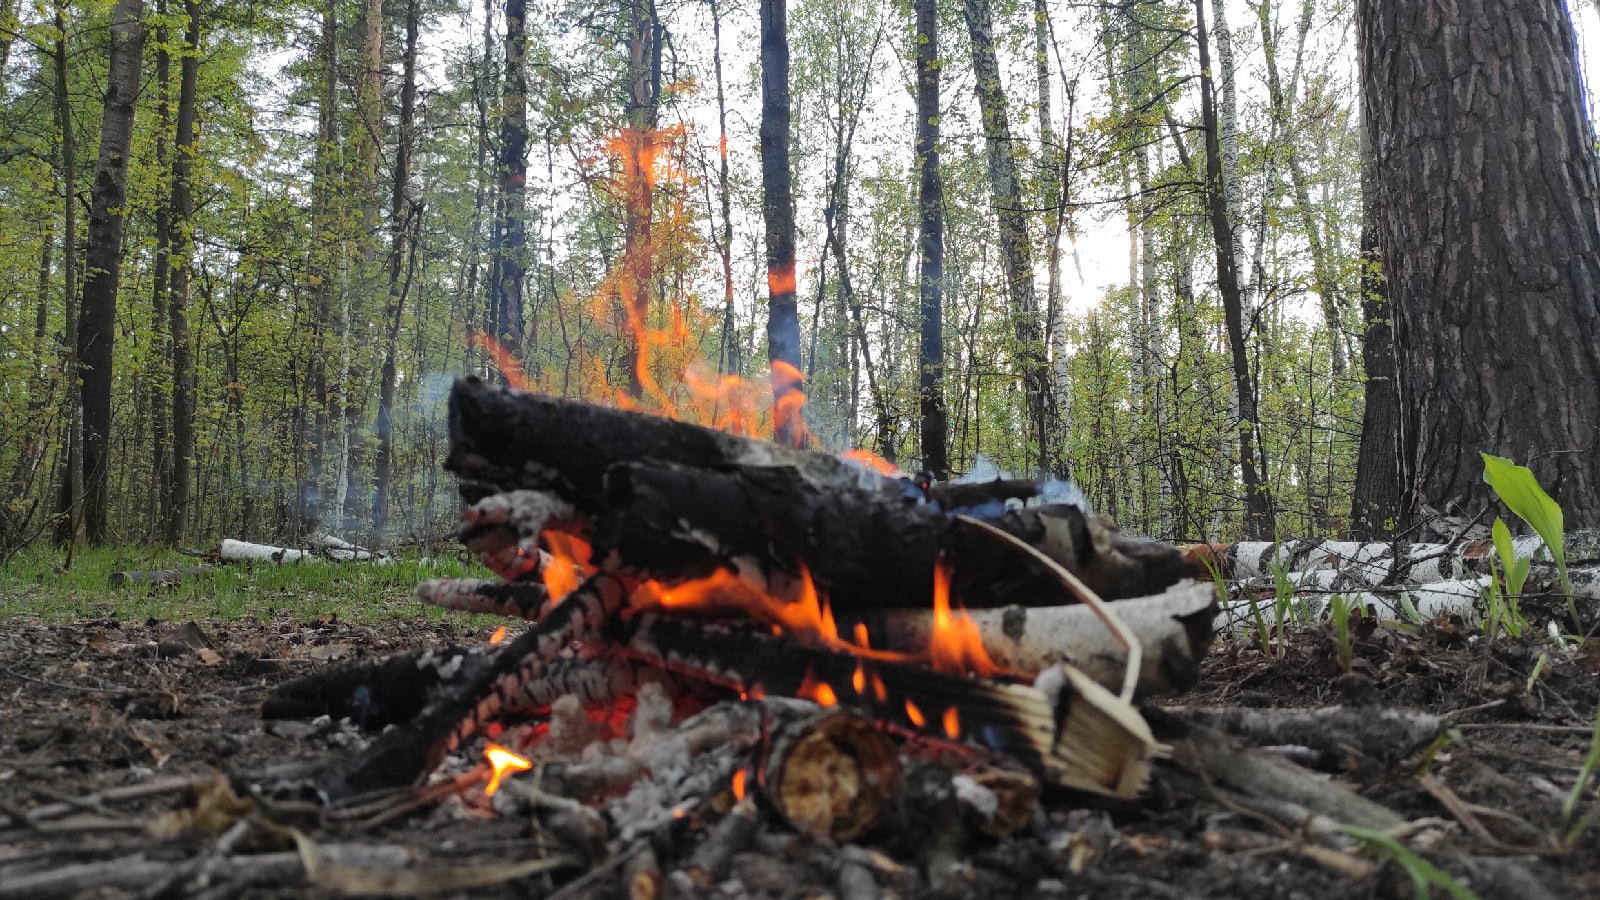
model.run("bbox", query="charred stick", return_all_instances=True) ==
[681,799,759,888]
[416,578,555,621]
[320,573,627,800]
[261,644,491,727]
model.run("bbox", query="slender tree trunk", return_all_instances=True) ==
[166,0,198,546]
[710,0,738,379]
[301,0,340,534]
[760,0,803,445]
[50,5,79,549]
[1258,0,1346,375]
[1194,0,1273,539]
[490,0,528,364]
[0,0,17,92]
[150,0,173,534]
[373,0,420,537]
[621,0,660,397]
[77,0,145,545]
[915,0,948,481]
[1359,0,1600,529]
[962,0,1050,475]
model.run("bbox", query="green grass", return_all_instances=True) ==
[0,544,486,623]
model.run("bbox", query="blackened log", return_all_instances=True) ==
[261,645,489,727]
[601,461,1194,607]
[415,577,553,621]
[446,376,886,506]
[319,574,628,800]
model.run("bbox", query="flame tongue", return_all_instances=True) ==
[483,744,532,797]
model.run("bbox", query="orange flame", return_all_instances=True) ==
[732,768,748,800]
[483,743,532,796]
[797,667,838,708]
[928,557,1001,677]
[942,706,961,740]
[840,448,902,477]
[904,698,926,728]
[471,330,530,391]
[488,625,508,645]
[540,532,592,603]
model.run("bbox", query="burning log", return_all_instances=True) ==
[762,708,901,841]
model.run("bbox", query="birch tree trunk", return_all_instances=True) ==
[1359,0,1600,529]
[915,0,948,480]
[373,0,421,536]
[1194,0,1273,539]
[962,0,1050,475]
[77,0,144,544]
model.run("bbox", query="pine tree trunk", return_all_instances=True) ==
[962,0,1050,475]
[760,0,803,445]
[167,0,199,546]
[300,0,340,536]
[77,0,145,545]
[1350,115,1401,539]
[621,0,660,397]
[710,0,738,380]
[1359,0,1600,529]
[373,0,421,537]
[1194,0,1273,539]
[915,0,948,481]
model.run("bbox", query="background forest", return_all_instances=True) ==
[0,0,1592,555]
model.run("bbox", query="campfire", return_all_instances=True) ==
[247,377,1219,886]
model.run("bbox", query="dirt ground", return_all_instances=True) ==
[0,604,1596,900]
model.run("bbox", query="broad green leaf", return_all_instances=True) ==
[1491,517,1531,598]
[1481,453,1566,573]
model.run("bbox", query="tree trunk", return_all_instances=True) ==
[1359,0,1600,529]
[298,0,341,536]
[167,0,199,546]
[77,0,145,545]
[1350,113,1401,539]
[150,0,173,535]
[50,4,79,549]
[710,0,738,380]
[760,0,803,446]
[374,0,421,537]
[962,0,1050,475]
[915,0,948,481]
[1193,0,1273,539]
[621,0,660,397]
[490,0,528,363]
[1258,0,1346,375]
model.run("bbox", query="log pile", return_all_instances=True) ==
[314,377,1215,802]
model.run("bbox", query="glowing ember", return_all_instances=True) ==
[942,706,961,740]
[488,625,508,645]
[483,743,532,797]
[904,698,926,728]
[928,557,1002,677]
[852,659,866,695]
[732,768,748,800]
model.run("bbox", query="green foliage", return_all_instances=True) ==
[1329,592,1355,675]
[1563,701,1600,841]
[1481,453,1577,628]
[1341,825,1484,900]
[1481,518,1529,641]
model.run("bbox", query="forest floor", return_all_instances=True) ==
[0,589,1596,899]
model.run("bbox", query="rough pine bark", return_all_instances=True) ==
[760,0,804,445]
[915,0,948,481]
[1194,0,1273,539]
[77,0,144,544]
[962,0,1050,475]
[1350,116,1402,539]
[620,0,661,398]
[1359,0,1600,528]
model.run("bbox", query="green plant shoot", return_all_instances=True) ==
[1481,453,1577,628]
